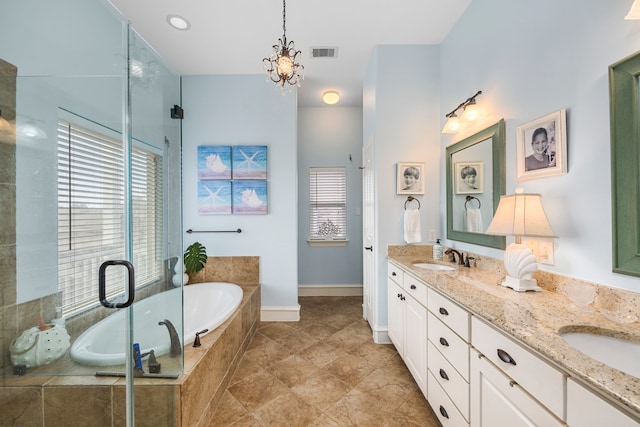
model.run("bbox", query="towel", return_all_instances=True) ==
[466,208,483,233]
[404,209,422,244]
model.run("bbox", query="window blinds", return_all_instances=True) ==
[57,119,162,315]
[309,167,347,239]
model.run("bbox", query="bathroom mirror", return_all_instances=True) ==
[609,50,640,277]
[446,119,506,249]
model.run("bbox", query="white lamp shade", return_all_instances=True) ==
[442,115,463,133]
[626,0,640,19]
[485,193,555,238]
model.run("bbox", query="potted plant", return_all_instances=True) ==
[183,241,208,274]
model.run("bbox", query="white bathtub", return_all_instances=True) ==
[70,282,243,366]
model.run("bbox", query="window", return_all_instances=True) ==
[57,116,163,315]
[309,167,347,241]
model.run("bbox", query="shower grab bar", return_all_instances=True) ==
[186,228,242,234]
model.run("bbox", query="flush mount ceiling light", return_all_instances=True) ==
[263,0,304,91]
[442,90,483,133]
[166,14,191,30]
[322,90,340,105]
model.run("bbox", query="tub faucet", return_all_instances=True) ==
[158,319,182,358]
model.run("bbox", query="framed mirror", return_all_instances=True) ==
[446,119,506,249]
[609,50,640,277]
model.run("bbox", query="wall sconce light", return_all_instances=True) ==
[442,90,483,133]
[322,90,340,105]
[485,189,555,292]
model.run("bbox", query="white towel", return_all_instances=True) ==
[404,209,422,244]
[466,208,483,233]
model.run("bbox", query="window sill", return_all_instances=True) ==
[307,239,349,247]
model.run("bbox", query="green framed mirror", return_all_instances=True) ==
[609,51,640,277]
[446,119,506,249]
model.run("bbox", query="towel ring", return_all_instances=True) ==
[465,195,481,210]
[404,196,421,210]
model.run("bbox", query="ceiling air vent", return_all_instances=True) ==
[311,47,338,59]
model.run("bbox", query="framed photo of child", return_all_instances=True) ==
[397,162,425,195]
[454,161,483,194]
[516,109,567,180]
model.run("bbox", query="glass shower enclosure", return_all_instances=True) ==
[0,0,183,424]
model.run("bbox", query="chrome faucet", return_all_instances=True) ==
[158,319,182,357]
[444,249,464,265]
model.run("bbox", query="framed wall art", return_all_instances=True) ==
[197,180,232,215]
[516,109,567,180]
[454,161,483,194]
[232,180,268,215]
[397,162,425,195]
[232,145,268,179]
[198,145,231,180]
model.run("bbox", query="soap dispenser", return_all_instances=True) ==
[433,239,443,260]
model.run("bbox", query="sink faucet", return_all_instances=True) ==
[158,319,182,357]
[444,249,464,265]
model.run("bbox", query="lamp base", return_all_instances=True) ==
[501,275,541,292]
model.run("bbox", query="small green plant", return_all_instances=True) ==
[183,242,207,273]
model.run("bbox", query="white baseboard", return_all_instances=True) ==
[371,326,391,344]
[298,284,363,297]
[261,305,301,322]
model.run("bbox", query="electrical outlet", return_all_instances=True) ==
[538,240,555,265]
[428,229,437,242]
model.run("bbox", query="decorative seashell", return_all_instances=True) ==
[504,243,538,279]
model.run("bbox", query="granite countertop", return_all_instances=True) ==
[388,255,640,417]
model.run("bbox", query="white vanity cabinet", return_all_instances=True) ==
[387,262,428,396]
[471,317,565,426]
[566,378,640,427]
[427,288,471,426]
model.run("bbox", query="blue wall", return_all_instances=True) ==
[181,75,299,309]
[440,0,640,292]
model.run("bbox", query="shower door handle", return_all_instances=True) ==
[99,260,136,309]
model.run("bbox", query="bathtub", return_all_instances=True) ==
[70,282,243,366]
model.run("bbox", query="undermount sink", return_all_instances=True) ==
[412,263,456,271]
[560,331,640,378]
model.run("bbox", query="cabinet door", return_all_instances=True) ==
[470,350,563,427]
[567,378,640,427]
[387,278,404,355]
[404,295,427,397]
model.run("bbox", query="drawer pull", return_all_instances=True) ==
[397,293,402,298]
[439,337,449,347]
[439,368,449,381]
[400,295,406,301]
[497,348,517,365]
[439,307,449,315]
[439,405,449,419]
[410,284,416,290]
[391,271,397,276]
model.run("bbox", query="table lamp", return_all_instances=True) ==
[485,189,555,292]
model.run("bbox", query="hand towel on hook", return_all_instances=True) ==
[404,208,422,244]
[466,208,483,233]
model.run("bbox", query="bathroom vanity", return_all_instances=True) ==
[387,249,640,427]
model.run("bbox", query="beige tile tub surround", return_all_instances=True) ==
[0,256,261,426]
[388,244,640,417]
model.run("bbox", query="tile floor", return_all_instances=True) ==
[208,296,440,426]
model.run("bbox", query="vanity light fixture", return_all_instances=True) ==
[166,15,191,31]
[442,90,483,133]
[485,188,555,292]
[626,0,640,19]
[263,0,304,91]
[322,90,340,105]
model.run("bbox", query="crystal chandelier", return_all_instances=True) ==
[263,0,304,90]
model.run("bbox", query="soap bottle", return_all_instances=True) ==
[433,239,443,260]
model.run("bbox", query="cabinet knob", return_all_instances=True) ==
[439,406,449,419]
[391,271,396,276]
[439,337,449,347]
[397,293,402,298]
[410,284,416,290]
[439,307,449,316]
[365,246,373,252]
[497,348,517,365]
[439,368,449,381]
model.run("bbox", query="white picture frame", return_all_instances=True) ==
[516,109,567,180]
[397,162,425,195]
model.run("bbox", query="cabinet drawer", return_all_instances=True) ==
[428,371,470,427]
[387,262,404,285]
[428,341,469,421]
[428,312,469,381]
[404,274,427,307]
[567,378,639,427]
[471,316,565,419]
[428,288,470,341]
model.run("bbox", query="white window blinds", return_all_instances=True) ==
[57,118,163,316]
[309,167,347,239]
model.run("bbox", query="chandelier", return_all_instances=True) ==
[263,0,304,90]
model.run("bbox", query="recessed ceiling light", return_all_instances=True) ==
[166,14,191,31]
[322,90,340,105]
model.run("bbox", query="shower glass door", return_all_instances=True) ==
[0,1,183,425]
